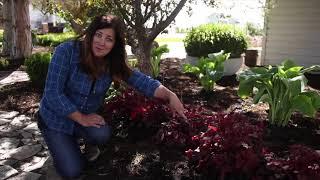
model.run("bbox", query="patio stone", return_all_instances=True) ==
[0,165,18,179]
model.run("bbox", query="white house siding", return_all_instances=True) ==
[262,0,320,67]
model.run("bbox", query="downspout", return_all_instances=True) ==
[261,0,270,66]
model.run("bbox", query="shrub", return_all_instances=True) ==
[0,57,9,70]
[246,22,263,36]
[36,32,76,47]
[25,52,52,88]
[184,24,248,58]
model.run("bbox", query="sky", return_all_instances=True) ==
[173,0,266,29]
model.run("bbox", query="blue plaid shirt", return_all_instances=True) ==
[39,41,161,135]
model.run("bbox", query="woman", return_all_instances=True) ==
[38,14,186,179]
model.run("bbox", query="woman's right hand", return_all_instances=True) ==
[77,113,106,128]
[69,111,106,128]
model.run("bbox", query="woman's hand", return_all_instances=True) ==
[154,85,187,119]
[78,113,106,128]
[69,111,105,128]
[168,92,187,119]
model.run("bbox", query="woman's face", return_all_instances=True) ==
[92,28,116,58]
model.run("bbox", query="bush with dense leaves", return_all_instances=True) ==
[36,32,76,47]
[25,52,51,88]
[184,24,248,58]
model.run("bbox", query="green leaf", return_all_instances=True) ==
[301,91,320,109]
[238,80,254,98]
[284,66,303,78]
[282,59,297,70]
[250,67,269,74]
[260,94,272,104]
[253,87,267,104]
[183,64,200,74]
[301,65,320,74]
[291,95,316,117]
[288,75,307,94]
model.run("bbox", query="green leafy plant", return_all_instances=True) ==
[238,60,320,127]
[36,32,76,47]
[183,51,230,92]
[0,29,3,43]
[25,52,52,88]
[0,57,9,70]
[184,24,248,58]
[246,22,263,36]
[150,44,169,78]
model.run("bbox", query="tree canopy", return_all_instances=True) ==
[32,0,219,74]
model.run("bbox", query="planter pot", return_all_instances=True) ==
[244,49,258,67]
[185,55,243,76]
[185,55,199,66]
[305,72,320,90]
[223,56,244,76]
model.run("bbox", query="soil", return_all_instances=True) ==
[0,58,320,179]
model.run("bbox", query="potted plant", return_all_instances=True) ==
[183,24,248,76]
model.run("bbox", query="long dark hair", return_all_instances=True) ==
[77,14,131,82]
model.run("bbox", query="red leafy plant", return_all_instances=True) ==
[103,89,170,140]
[155,105,216,149]
[186,113,265,179]
[264,144,320,180]
[155,109,266,179]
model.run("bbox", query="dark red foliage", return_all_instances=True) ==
[155,110,266,178]
[102,89,171,141]
[264,144,320,179]
[102,89,320,179]
[103,89,169,123]
[189,113,265,178]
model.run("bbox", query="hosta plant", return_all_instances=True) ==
[183,51,230,92]
[151,44,169,78]
[238,60,320,127]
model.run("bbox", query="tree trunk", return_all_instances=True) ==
[70,19,84,34]
[136,42,152,75]
[11,0,32,59]
[2,0,12,56]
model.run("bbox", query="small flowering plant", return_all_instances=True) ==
[103,89,170,140]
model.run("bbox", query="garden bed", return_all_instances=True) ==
[0,58,319,179]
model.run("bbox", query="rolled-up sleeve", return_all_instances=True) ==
[127,70,161,97]
[43,43,78,116]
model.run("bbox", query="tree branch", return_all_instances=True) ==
[112,0,135,27]
[149,0,188,41]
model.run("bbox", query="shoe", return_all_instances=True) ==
[84,144,100,162]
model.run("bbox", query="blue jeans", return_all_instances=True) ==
[38,115,111,179]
